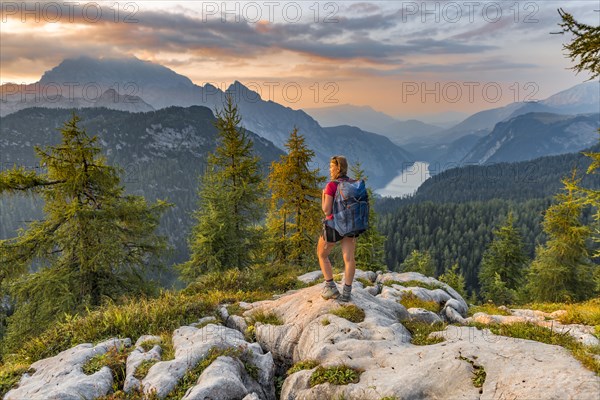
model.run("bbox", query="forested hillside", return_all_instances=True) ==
[0,106,284,280]
[374,144,600,294]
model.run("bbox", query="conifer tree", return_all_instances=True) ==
[400,249,435,276]
[558,8,600,294]
[0,113,169,343]
[527,177,595,302]
[351,163,386,272]
[478,212,529,304]
[557,8,600,79]
[179,95,266,280]
[439,263,467,299]
[266,127,324,267]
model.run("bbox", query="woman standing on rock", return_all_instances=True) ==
[317,155,357,302]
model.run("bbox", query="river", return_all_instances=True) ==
[374,161,430,198]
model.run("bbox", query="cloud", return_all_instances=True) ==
[1,2,500,68]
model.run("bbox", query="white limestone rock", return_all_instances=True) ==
[141,324,275,399]
[407,308,443,324]
[5,338,131,400]
[123,337,162,393]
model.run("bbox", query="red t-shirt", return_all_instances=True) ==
[323,177,350,220]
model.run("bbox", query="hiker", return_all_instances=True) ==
[317,155,359,302]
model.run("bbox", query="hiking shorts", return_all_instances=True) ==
[322,219,358,243]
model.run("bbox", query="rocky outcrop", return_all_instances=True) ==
[6,271,599,400]
[5,338,131,400]
[140,324,275,399]
[469,308,600,347]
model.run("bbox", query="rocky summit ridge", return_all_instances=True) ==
[6,270,599,400]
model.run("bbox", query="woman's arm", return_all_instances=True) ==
[322,193,333,217]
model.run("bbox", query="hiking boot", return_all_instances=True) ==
[321,284,340,300]
[338,285,352,302]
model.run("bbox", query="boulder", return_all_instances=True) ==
[407,308,443,324]
[124,336,162,393]
[6,338,131,400]
[141,324,274,398]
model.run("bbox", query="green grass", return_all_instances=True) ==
[356,277,374,287]
[244,310,283,342]
[138,339,161,353]
[248,310,283,326]
[226,303,244,317]
[468,304,512,317]
[469,322,600,375]
[287,359,320,375]
[184,265,308,295]
[458,354,486,389]
[523,299,600,326]
[0,290,269,369]
[309,364,362,387]
[321,317,331,326]
[399,292,441,313]
[0,364,33,398]
[133,359,158,380]
[383,280,442,291]
[330,304,365,323]
[401,320,447,345]
[164,346,258,399]
[82,345,131,393]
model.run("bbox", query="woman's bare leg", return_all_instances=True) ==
[317,236,335,280]
[341,236,356,285]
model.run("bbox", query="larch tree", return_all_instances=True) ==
[527,176,595,302]
[351,163,386,272]
[558,8,600,294]
[0,113,169,344]
[179,95,266,281]
[400,249,436,277]
[478,212,529,304]
[266,127,324,268]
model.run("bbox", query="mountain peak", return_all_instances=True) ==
[39,56,194,89]
[226,80,262,101]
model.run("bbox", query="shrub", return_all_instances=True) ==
[401,320,447,345]
[330,305,365,323]
[383,280,442,291]
[399,292,441,313]
[469,322,600,374]
[287,359,319,375]
[467,304,512,317]
[309,364,361,387]
[0,289,270,379]
[133,359,158,380]
[82,345,131,392]
[0,364,32,398]
[248,310,283,326]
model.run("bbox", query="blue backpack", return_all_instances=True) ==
[332,179,369,236]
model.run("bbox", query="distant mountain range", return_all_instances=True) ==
[0,57,412,188]
[462,112,599,165]
[1,56,597,186]
[304,104,444,145]
[404,82,599,170]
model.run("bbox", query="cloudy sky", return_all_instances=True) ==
[1,1,597,118]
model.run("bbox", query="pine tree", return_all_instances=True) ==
[558,9,600,295]
[478,212,529,304]
[265,127,324,268]
[351,163,386,272]
[527,176,595,302]
[400,249,435,276]
[557,8,600,79]
[0,113,169,344]
[439,263,467,299]
[179,96,266,280]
